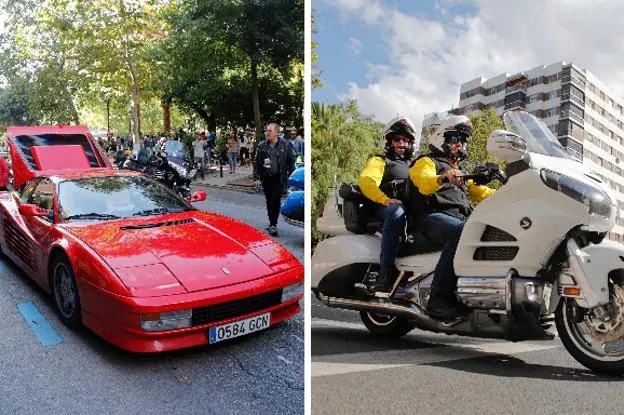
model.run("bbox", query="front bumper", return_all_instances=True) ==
[77,265,303,352]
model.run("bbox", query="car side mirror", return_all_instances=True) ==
[186,190,206,203]
[19,204,51,217]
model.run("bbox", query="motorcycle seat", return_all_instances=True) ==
[397,229,441,256]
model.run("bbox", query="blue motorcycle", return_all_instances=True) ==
[280,165,304,227]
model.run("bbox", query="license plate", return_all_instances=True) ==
[209,313,271,344]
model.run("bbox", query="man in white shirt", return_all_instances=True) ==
[193,134,206,179]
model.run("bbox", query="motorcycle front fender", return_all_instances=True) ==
[560,239,624,308]
[311,234,380,289]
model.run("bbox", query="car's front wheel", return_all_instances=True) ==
[50,256,82,328]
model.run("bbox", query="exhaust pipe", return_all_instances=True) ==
[315,292,512,339]
[317,292,438,331]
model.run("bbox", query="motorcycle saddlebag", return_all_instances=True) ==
[339,183,377,234]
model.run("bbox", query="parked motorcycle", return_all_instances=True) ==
[312,110,624,374]
[281,166,304,227]
[123,153,197,199]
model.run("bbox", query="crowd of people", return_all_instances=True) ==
[97,125,305,184]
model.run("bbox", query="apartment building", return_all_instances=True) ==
[444,61,624,241]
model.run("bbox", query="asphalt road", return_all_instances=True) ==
[0,186,304,415]
[311,296,624,415]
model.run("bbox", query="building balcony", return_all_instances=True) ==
[560,110,584,126]
[563,146,583,162]
[560,93,585,109]
[560,74,586,90]
[506,83,527,94]
[504,100,526,110]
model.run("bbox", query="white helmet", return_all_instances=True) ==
[380,115,418,158]
[428,114,473,160]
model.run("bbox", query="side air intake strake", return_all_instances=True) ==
[120,218,194,230]
[480,225,517,242]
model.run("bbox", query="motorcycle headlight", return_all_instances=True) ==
[540,169,612,218]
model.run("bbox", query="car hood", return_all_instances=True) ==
[62,212,290,294]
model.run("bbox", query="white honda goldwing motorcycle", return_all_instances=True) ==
[312,110,624,374]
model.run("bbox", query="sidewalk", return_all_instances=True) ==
[192,163,257,191]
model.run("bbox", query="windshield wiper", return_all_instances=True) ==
[132,207,172,217]
[65,213,121,220]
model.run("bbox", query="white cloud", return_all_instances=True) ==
[348,37,363,55]
[324,0,624,133]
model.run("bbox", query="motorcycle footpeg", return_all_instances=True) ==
[354,283,375,299]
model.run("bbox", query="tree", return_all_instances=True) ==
[189,0,304,139]
[312,101,382,243]
[465,106,505,173]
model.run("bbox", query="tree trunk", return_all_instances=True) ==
[250,58,262,142]
[162,98,171,133]
[67,93,80,125]
[125,56,141,146]
[190,104,211,125]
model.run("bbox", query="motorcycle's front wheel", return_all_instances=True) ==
[360,311,414,338]
[555,283,624,374]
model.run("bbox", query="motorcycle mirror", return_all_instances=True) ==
[486,130,526,163]
[186,190,207,203]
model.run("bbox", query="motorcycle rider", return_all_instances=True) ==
[358,116,417,296]
[408,115,495,320]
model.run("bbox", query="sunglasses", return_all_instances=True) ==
[444,131,469,144]
[391,136,412,143]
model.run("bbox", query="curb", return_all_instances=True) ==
[192,182,260,194]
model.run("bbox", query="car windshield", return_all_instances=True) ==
[503,110,571,159]
[58,175,192,221]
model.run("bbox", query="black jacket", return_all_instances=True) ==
[253,138,296,181]
[406,153,471,221]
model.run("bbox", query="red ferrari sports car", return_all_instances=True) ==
[1,125,303,352]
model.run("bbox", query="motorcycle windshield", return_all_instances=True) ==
[503,110,571,160]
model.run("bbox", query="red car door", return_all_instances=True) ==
[2,180,40,275]
[19,178,57,286]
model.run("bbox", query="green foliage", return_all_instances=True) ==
[159,0,304,136]
[312,101,382,243]
[465,107,506,187]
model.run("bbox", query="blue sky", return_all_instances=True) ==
[314,0,475,104]
[313,0,624,132]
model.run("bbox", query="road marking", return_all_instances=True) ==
[16,301,62,347]
[312,318,561,378]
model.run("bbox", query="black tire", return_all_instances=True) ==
[555,298,624,375]
[50,255,82,328]
[360,311,414,338]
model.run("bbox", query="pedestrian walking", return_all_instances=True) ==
[227,132,240,174]
[192,134,206,179]
[253,122,296,237]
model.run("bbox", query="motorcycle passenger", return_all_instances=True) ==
[358,116,417,296]
[408,115,495,320]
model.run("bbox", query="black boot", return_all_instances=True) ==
[373,268,395,298]
[425,292,461,321]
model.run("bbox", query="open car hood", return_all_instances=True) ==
[6,125,111,189]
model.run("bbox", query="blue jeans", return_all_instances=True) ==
[374,204,406,269]
[419,212,465,296]
[228,152,237,170]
